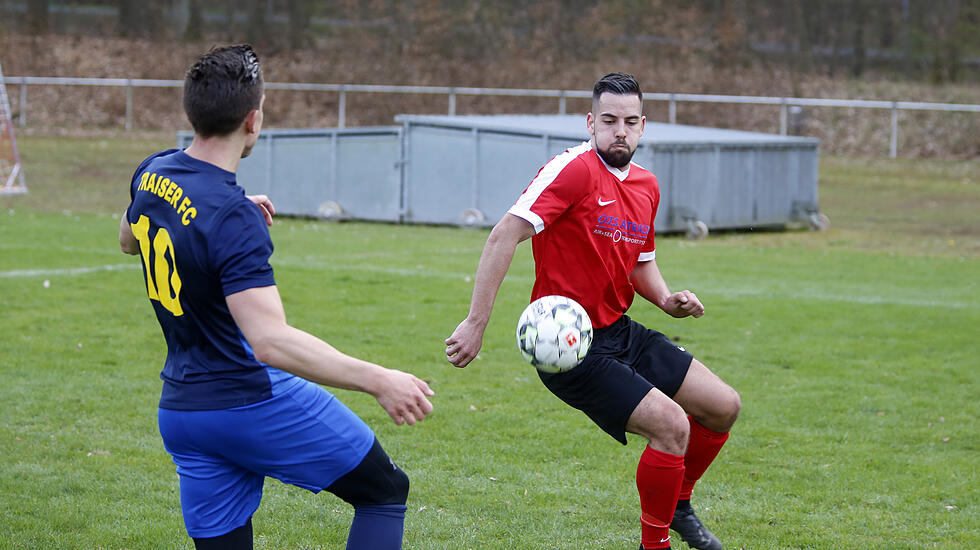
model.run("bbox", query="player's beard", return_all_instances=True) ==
[596,140,635,169]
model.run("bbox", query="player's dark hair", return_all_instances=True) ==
[183,44,263,138]
[593,72,642,102]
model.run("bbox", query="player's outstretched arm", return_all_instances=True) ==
[227,285,434,425]
[630,259,704,318]
[446,213,535,368]
[246,194,276,226]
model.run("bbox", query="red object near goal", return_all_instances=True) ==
[0,61,27,195]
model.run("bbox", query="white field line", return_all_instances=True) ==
[276,259,976,310]
[698,285,975,310]
[0,242,122,254]
[0,263,140,278]
[271,258,505,282]
[2,260,973,310]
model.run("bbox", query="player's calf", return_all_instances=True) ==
[327,437,410,550]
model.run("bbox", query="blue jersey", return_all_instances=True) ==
[127,149,303,410]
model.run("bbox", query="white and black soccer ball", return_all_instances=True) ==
[516,295,593,373]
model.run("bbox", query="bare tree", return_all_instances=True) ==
[287,0,313,50]
[246,0,268,47]
[118,0,147,38]
[185,0,204,41]
[28,0,49,35]
[850,1,869,77]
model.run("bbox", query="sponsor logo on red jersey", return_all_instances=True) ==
[593,213,649,245]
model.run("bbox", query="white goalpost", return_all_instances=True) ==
[0,61,27,195]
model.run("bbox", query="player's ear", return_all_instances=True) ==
[244,108,262,136]
[243,94,266,135]
[243,110,258,135]
[586,112,595,134]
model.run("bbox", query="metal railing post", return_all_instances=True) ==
[448,88,456,116]
[779,99,788,135]
[338,87,346,128]
[125,79,133,131]
[558,91,566,115]
[668,94,676,124]
[19,83,27,127]
[890,102,898,158]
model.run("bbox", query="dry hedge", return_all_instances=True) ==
[3,34,977,158]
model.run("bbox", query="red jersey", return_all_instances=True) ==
[508,142,660,329]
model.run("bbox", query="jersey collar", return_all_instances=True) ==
[590,143,631,181]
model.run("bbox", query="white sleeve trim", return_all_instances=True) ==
[507,205,545,233]
[637,250,656,262]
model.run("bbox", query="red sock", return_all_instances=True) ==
[636,446,685,549]
[679,415,730,500]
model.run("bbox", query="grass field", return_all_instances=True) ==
[1,135,978,549]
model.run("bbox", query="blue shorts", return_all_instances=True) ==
[158,379,375,538]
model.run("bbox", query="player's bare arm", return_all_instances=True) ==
[226,285,434,425]
[446,213,535,368]
[629,259,704,318]
[118,210,139,255]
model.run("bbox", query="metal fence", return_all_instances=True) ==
[7,75,980,157]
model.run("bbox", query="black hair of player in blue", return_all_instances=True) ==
[183,44,264,138]
[592,72,643,102]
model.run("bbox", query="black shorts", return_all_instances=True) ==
[537,315,693,445]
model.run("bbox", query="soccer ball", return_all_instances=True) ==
[516,295,593,373]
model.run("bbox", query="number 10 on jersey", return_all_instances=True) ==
[131,215,184,316]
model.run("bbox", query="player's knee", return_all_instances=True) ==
[729,388,742,421]
[355,454,410,506]
[385,463,410,505]
[327,439,410,507]
[661,406,690,453]
[698,385,741,433]
[635,400,688,454]
[717,387,741,431]
[350,459,410,506]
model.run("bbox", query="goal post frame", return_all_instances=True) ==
[0,61,27,195]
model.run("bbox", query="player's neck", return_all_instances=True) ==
[184,134,247,174]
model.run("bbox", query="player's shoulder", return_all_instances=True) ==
[627,160,658,185]
[548,142,598,177]
[129,149,181,196]
[530,142,592,187]
[628,159,654,176]
[211,186,262,227]
[136,148,181,173]
[545,141,593,168]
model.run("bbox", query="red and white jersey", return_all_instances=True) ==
[508,141,660,329]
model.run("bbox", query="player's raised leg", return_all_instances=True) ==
[627,388,689,550]
[327,438,411,550]
[669,359,741,550]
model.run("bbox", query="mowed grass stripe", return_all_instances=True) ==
[0,138,977,548]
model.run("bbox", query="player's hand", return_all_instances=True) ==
[445,318,484,368]
[663,290,704,318]
[247,194,276,226]
[375,369,434,426]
